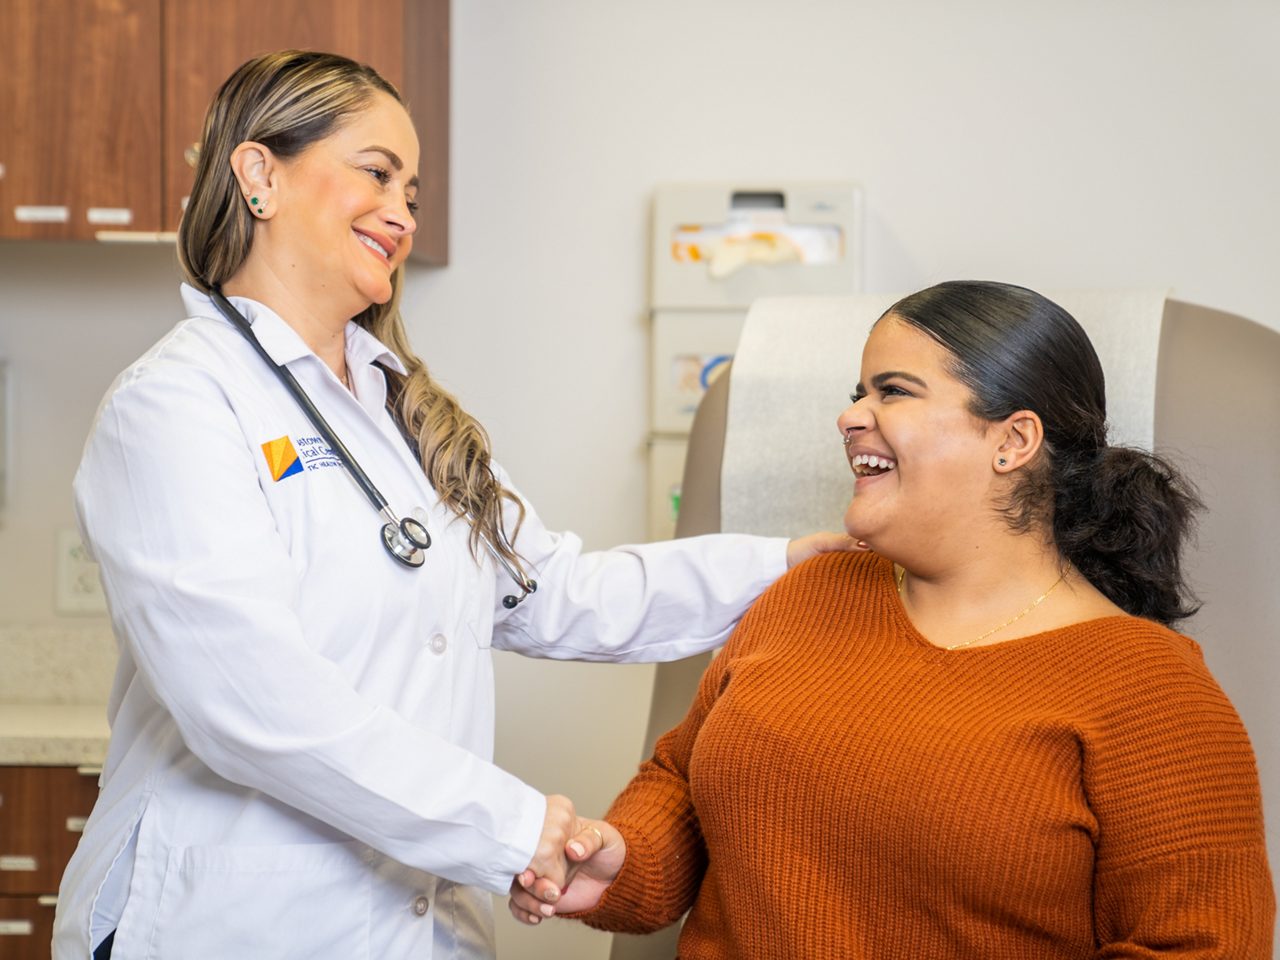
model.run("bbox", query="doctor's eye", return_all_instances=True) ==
[406,197,420,215]
[365,166,392,185]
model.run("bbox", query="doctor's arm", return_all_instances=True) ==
[76,366,551,894]
[490,468,858,662]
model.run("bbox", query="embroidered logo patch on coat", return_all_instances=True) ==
[261,435,304,481]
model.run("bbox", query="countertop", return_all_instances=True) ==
[0,703,110,766]
[0,624,115,766]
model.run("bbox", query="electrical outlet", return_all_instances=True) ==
[55,529,108,615]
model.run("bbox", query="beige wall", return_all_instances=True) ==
[1,3,1277,958]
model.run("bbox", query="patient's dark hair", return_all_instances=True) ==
[882,280,1201,625]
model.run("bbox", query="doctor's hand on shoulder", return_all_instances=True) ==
[786,531,867,567]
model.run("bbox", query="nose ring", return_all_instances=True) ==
[841,434,854,446]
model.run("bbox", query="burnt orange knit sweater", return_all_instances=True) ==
[582,552,1274,958]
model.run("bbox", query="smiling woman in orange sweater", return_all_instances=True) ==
[510,281,1275,958]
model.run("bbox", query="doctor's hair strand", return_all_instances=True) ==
[176,50,529,574]
[370,295,529,567]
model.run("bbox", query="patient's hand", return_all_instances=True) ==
[786,531,868,568]
[508,818,627,925]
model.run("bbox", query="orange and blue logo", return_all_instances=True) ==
[261,435,304,481]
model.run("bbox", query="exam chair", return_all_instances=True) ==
[612,292,1280,960]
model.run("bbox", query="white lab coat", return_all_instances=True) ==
[52,285,786,959]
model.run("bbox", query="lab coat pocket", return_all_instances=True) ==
[148,840,371,960]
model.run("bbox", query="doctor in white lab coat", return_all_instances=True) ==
[53,51,850,960]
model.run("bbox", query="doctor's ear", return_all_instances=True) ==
[993,410,1044,474]
[229,141,277,219]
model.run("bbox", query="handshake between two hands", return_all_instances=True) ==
[508,795,626,926]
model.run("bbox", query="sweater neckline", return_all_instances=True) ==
[876,556,1135,655]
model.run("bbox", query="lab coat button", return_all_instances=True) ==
[429,633,447,654]
[412,895,430,916]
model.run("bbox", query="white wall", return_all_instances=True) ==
[1,3,1277,958]
[0,244,186,617]
[419,4,1280,956]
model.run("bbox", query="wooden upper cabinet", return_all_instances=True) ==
[0,0,449,262]
[163,0,449,264]
[0,0,164,239]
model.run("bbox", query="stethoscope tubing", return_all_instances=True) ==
[208,286,534,603]
[210,287,391,519]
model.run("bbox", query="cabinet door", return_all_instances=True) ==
[0,767,100,896]
[163,0,448,263]
[0,0,163,239]
[0,895,57,960]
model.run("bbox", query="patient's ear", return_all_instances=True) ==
[993,410,1043,473]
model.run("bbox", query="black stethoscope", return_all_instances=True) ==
[210,287,537,608]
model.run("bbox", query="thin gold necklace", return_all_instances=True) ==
[895,566,1066,651]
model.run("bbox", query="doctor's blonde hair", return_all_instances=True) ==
[178,50,527,572]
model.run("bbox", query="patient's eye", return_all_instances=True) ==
[849,390,866,404]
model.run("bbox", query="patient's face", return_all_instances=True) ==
[836,316,1002,555]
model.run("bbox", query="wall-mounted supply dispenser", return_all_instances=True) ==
[645,182,862,540]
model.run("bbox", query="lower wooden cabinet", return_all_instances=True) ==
[0,766,101,958]
[0,895,57,959]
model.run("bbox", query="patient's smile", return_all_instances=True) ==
[850,453,897,477]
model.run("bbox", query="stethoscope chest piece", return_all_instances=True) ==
[382,516,432,568]
[208,286,532,602]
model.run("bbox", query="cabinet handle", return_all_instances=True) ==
[94,231,178,244]
[0,856,38,872]
[37,896,58,908]
[66,816,88,833]
[14,205,69,224]
[0,920,35,936]
[87,207,134,226]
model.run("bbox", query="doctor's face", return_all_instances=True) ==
[835,315,1003,554]
[269,92,419,316]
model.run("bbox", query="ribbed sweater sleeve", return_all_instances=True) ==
[579,582,779,933]
[1082,631,1273,956]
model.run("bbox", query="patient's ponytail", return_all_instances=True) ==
[885,281,1203,626]
[1051,446,1201,624]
